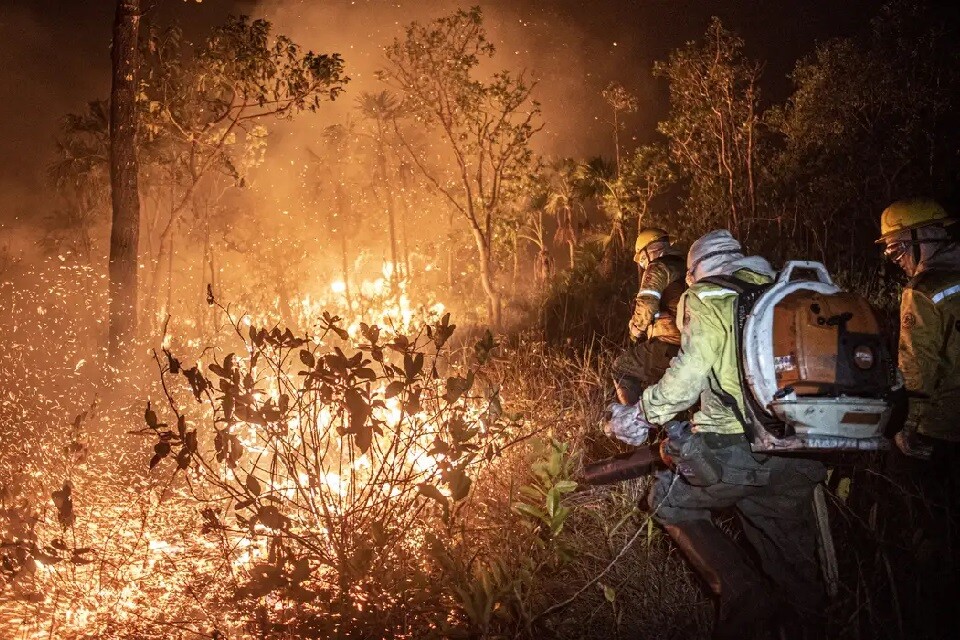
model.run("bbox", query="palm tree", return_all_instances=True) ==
[575,157,627,277]
[544,157,582,269]
[518,187,554,289]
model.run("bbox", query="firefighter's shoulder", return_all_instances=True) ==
[906,269,960,304]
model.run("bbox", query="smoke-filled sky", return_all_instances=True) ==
[0,0,885,233]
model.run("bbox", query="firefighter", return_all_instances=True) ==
[877,198,960,456]
[610,228,686,404]
[605,230,827,639]
[878,197,960,636]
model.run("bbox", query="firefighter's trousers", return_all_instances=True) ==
[611,339,679,404]
[650,437,827,618]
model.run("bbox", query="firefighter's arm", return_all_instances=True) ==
[629,261,668,339]
[898,288,941,430]
[640,291,721,424]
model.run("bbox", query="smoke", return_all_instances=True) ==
[250,0,645,158]
[232,0,652,297]
[0,2,112,249]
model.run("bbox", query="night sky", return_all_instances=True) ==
[0,0,887,229]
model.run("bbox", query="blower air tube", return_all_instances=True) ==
[581,447,658,485]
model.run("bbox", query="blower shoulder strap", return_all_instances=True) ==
[698,274,766,296]
[696,274,780,442]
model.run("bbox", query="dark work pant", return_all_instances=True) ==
[881,440,960,637]
[650,440,827,616]
[611,339,679,404]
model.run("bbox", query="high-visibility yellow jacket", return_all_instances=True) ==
[629,250,685,345]
[642,269,772,434]
[899,268,960,441]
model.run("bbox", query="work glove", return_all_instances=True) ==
[603,401,653,446]
[894,427,933,461]
[628,318,647,342]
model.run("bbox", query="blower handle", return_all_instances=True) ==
[777,261,834,286]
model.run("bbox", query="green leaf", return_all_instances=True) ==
[601,582,616,603]
[836,477,851,503]
[553,479,578,494]
[550,506,570,535]
[546,487,560,518]
[511,501,547,522]
[518,485,544,501]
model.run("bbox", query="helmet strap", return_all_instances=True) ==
[911,229,922,264]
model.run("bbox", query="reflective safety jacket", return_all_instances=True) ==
[630,250,685,345]
[642,269,772,434]
[899,269,960,441]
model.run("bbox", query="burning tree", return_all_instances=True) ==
[136,16,346,339]
[107,0,142,365]
[379,7,542,328]
[63,15,348,358]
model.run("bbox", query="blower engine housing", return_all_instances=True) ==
[739,262,895,451]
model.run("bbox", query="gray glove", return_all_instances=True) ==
[603,401,653,446]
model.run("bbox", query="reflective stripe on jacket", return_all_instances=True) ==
[900,269,960,441]
[642,269,772,434]
[630,252,685,345]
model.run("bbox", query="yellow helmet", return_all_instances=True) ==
[635,227,670,262]
[876,198,954,244]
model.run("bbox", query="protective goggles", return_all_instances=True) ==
[882,241,911,262]
[883,238,948,262]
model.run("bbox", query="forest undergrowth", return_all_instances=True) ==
[0,255,940,640]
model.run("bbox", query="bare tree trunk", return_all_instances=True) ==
[107,0,141,365]
[447,211,455,293]
[469,226,502,328]
[145,234,167,338]
[198,219,210,340]
[385,191,399,288]
[397,172,412,282]
[613,108,621,178]
[333,178,354,314]
[340,231,354,314]
[165,233,173,321]
[512,234,520,294]
[375,123,400,293]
